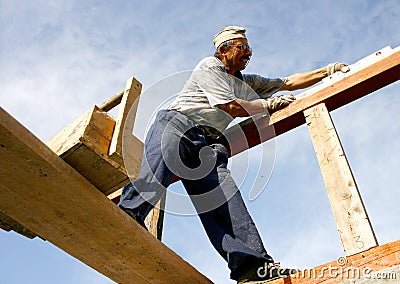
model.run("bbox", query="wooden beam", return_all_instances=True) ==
[109,76,142,160]
[46,106,131,195]
[224,47,400,156]
[144,192,167,240]
[304,103,378,256]
[99,89,124,112]
[266,240,400,284]
[0,107,211,284]
[0,210,37,239]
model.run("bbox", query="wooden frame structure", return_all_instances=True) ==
[0,46,399,283]
[45,76,164,239]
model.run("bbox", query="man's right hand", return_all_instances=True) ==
[263,94,296,113]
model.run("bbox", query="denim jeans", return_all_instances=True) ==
[118,109,273,280]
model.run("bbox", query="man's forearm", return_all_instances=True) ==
[217,99,264,117]
[217,95,296,118]
[281,67,328,91]
[281,62,350,91]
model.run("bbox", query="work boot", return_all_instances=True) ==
[237,262,300,284]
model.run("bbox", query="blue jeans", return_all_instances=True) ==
[118,109,273,280]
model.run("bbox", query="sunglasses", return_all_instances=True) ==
[230,44,252,52]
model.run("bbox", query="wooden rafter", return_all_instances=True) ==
[224,48,400,156]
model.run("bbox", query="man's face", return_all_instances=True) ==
[222,38,252,73]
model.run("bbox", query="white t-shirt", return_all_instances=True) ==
[168,56,285,132]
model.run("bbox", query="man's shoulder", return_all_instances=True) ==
[195,56,225,70]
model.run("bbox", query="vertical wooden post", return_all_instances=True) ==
[304,103,378,256]
[109,76,142,161]
[144,192,166,240]
[107,76,166,240]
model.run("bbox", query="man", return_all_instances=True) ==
[119,26,349,283]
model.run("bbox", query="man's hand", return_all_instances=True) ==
[262,94,296,113]
[326,62,350,76]
[218,95,296,118]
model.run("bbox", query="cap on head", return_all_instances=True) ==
[213,26,247,48]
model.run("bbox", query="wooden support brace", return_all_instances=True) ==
[109,76,142,162]
[107,76,166,240]
[304,103,378,256]
[46,76,165,240]
[144,192,166,241]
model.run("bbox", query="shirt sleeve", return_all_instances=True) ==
[243,74,286,99]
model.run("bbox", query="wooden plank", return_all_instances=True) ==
[304,103,378,256]
[99,89,124,112]
[120,129,144,182]
[144,193,167,240]
[107,77,144,197]
[109,76,142,159]
[0,210,38,239]
[46,106,132,195]
[224,47,400,156]
[46,108,95,156]
[47,106,115,159]
[0,107,211,284]
[106,76,166,239]
[62,144,129,195]
[262,240,400,284]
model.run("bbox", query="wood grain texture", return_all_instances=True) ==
[262,240,400,284]
[46,106,132,195]
[304,103,377,256]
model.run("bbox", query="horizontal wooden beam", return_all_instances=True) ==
[266,240,400,284]
[225,47,400,156]
[0,107,211,284]
[0,210,37,239]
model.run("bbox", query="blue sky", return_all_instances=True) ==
[1,0,399,283]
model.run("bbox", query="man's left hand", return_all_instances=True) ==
[327,62,350,76]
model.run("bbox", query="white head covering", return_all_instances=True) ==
[213,26,247,48]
